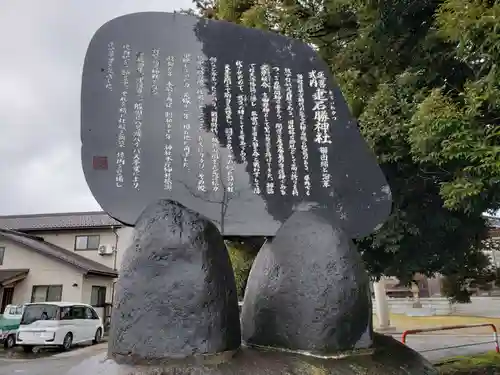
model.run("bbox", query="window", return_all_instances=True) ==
[90,286,107,307]
[60,305,87,320]
[70,306,86,319]
[7,305,22,315]
[85,307,99,320]
[74,235,100,250]
[60,306,71,320]
[0,246,4,265]
[31,285,63,303]
[21,304,59,324]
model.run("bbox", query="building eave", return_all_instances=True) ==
[86,270,118,278]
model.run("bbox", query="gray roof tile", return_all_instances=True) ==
[0,212,122,231]
[0,229,117,277]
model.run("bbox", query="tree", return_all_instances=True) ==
[178,155,249,234]
[191,0,500,298]
[226,240,259,299]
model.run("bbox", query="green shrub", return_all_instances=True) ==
[441,275,472,303]
[226,243,256,300]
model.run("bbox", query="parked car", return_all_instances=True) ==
[16,302,103,353]
[2,304,24,320]
[0,304,24,349]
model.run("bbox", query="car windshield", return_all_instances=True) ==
[20,304,59,325]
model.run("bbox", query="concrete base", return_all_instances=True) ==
[65,333,438,375]
[374,326,397,333]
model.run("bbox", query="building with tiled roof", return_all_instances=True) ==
[0,212,132,318]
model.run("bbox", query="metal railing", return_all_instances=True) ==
[401,323,499,353]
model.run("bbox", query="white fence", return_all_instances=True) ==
[372,297,500,317]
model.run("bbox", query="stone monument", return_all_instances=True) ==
[69,11,438,375]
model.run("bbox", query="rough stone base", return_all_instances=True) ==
[66,333,437,374]
[242,209,372,353]
[108,199,241,361]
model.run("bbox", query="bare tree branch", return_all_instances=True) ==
[174,151,251,234]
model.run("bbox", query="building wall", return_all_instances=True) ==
[115,227,133,269]
[29,227,133,271]
[81,275,114,305]
[0,239,85,304]
[489,228,500,238]
[372,297,454,316]
[81,275,115,319]
[380,275,444,297]
[427,275,443,297]
[372,296,500,317]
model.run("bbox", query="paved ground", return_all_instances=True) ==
[393,334,497,363]
[0,343,107,375]
[0,335,496,374]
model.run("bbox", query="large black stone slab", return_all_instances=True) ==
[81,11,392,238]
[241,208,371,353]
[108,199,240,361]
[65,333,438,374]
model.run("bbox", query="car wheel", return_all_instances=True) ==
[22,345,34,353]
[61,333,73,351]
[4,334,15,349]
[92,328,102,345]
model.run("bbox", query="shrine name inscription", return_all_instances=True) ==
[104,42,337,197]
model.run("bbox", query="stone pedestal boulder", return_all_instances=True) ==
[64,200,437,375]
[241,209,372,353]
[108,199,241,363]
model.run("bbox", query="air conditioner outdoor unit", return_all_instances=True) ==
[98,245,114,256]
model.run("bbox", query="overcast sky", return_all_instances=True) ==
[1,1,498,219]
[0,0,193,215]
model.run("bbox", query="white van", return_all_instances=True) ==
[16,302,104,353]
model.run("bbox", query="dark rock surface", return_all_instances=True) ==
[108,199,241,362]
[66,333,438,374]
[82,12,392,240]
[241,208,372,354]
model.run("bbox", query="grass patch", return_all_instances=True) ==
[436,351,500,374]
